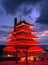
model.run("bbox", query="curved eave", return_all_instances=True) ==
[17,20,34,26]
[16,23,34,28]
[10,23,34,29]
[7,34,38,40]
[9,30,36,35]
[3,46,16,52]
[5,40,40,45]
[28,46,44,52]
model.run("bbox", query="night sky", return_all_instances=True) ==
[0,0,48,45]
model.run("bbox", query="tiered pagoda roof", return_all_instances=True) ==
[6,20,40,45]
[5,40,40,45]
[3,18,44,54]
[10,20,34,29]
[9,28,36,34]
[28,46,43,52]
[7,34,38,40]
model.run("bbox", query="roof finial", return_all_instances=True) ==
[14,18,17,27]
[14,18,17,31]
[20,15,21,21]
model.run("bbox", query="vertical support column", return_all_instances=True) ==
[26,49,28,64]
[16,48,18,64]
[41,57,44,61]
[34,57,36,61]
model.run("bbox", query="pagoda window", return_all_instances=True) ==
[16,25,29,29]
[16,32,30,35]
[16,38,33,41]
[15,26,29,31]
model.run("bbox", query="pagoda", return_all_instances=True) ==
[3,18,44,62]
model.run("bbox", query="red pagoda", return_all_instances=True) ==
[3,18,44,62]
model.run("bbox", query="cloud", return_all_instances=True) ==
[37,36,48,45]
[36,30,48,37]
[34,23,48,32]
[1,0,48,25]
[0,41,6,44]
[37,30,48,45]
[0,25,11,44]
[33,23,48,45]
[36,0,48,24]
[0,4,5,15]
[1,0,42,15]
[0,0,42,25]
[35,30,48,45]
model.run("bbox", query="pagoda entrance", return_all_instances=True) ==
[15,45,30,64]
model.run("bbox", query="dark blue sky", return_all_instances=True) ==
[0,0,48,45]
